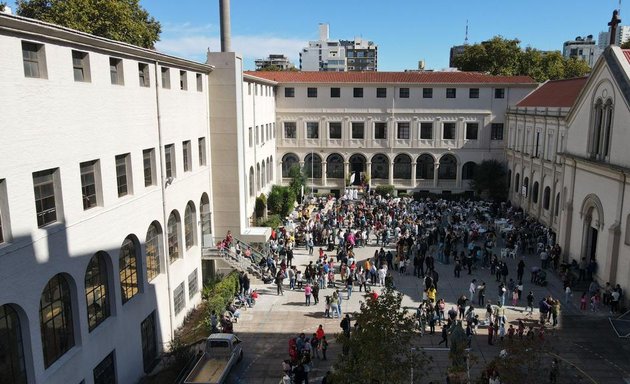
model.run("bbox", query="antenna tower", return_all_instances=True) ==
[465,20,469,45]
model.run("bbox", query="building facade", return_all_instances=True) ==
[563,35,602,67]
[247,71,537,196]
[254,54,295,71]
[340,38,377,71]
[506,78,588,232]
[0,14,213,384]
[559,46,630,297]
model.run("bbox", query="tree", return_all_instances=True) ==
[288,164,306,200]
[267,185,295,218]
[16,0,161,48]
[0,2,6,12]
[332,288,431,383]
[470,160,508,200]
[453,36,590,82]
[622,41,630,49]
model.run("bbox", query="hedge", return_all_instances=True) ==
[204,271,240,327]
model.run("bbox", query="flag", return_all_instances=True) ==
[349,173,356,185]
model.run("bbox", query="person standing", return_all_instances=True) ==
[346,274,353,299]
[526,291,535,315]
[304,283,312,306]
[275,270,284,296]
[340,314,351,338]
[438,325,449,347]
[469,279,477,300]
[517,259,525,282]
[477,281,486,306]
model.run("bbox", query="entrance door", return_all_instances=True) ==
[587,227,598,261]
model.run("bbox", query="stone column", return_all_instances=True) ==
[344,161,349,187]
[433,163,439,188]
[411,162,417,189]
[388,158,394,186]
[366,161,372,188]
[322,161,328,187]
[456,161,463,189]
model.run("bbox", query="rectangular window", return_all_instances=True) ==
[72,50,90,82]
[255,126,259,144]
[115,154,131,197]
[420,122,433,139]
[399,88,409,98]
[353,87,363,98]
[306,122,319,139]
[174,282,185,315]
[109,58,124,85]
[22,41,47,78]
[466,123,479,140]
[188,269,199,300]
[0,179,6,243]
[443,122,456,140]
[248,127,253,146]
[491,123,504,140]
[196,73,203,92]
[469,88,479,99]
[179,70,187,90]
[141,313,157,373]
[182,141,192,172]
[198,137,207,166]
[374,122,387,139]
[284,122,297,138]
[330,87,340,98]
[161,67,170,89]
[307,87,317,98]
[351,122,365,139]
[397,122,410,140]
[284,87,295,97]
[138,63,150,87]
[423,88,433,98]
[376,87,387,98]
[329,122,342,139]
[80,160,100,210]
[446,88,456,98]
[143,148,156,187]
[93,351,116,384]
[165,144,176,178]
[495,88,505,99]
[33,168,59,227]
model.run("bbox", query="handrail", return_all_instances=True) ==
[205,235,268,269]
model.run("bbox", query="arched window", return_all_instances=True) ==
[145,222,162,281]
[200,193,212,247]
[256,163,261,191]
[462,162,477,180]
[268,156,273,182]
[167,211,181,263]
[438,154,457,180]
[393,154,411,179]
[416,154,434,180]
[282,153,299,178]
[304,153,322,178]
[85,252,110,331]
[515,173,520,193]
[507,169,512,190]
[249,167,254,197]
[523,177,529,197]
[371,154,389,179]
[555,193,561,217]
[326,153,344,179]
[40,274,74,368]
[589,98,614,159]
[261,161,266,187]
[543,187,551,210]
[120,236,139,303]
[532,182,539,203]
[184,201,196,249]
[1,304,27,383]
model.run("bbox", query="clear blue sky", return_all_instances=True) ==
[112,1,629,70]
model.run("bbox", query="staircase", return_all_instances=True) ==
[202,237,268,284]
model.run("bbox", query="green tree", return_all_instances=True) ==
[333,288,431,383]
[453,36,590,82]
[266,185,296,218]
[0,2,6,12]
[622,41,630,49]
[288,164,306,200]
[374,184,396,197]
[470,160,508,200]
[17,0,161,48]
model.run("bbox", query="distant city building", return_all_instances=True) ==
[299,24,376,72]
[255,54,295,70]
[449,44,467,67]
[598,25,630,48]
[562,35,601,67]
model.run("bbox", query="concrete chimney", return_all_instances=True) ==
[219,0,231,52]
[319,23,329,42]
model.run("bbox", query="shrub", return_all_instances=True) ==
[202,272,240,330]
[255,194,267,218]
[375,184,396,197]
[257,214,281,228]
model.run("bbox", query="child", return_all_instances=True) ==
[512,289,519,306]
[580,292,588,310]
[507,324,515,342]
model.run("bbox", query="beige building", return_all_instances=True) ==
[249,71,537,196]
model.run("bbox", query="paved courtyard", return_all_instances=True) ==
[225,235,630,383]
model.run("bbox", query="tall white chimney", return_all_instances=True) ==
[319,23,329,42]
[219,0,231,52]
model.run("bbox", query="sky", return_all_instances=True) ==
[20,0,626,71]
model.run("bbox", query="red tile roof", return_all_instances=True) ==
[623,49,630,65]
[515,77,588,108]
[244,71,536,85]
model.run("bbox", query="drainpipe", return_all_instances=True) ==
[153,61,175,342]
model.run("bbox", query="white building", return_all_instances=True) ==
[247,71,537,196]
[559,45,630,297]
[299,24,377,72]
[506,77,588,231]
[0,13,214,383]
[563,35,602,67]
[598,25,630,49]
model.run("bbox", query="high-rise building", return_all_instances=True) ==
[562,35,602,67]
[255,54,295,71]
[449,44,467,68]
[598,25,630,49]
[299,24,377,72]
